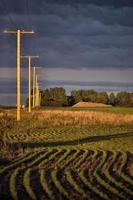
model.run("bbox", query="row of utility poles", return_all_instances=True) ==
[3,29,41,121]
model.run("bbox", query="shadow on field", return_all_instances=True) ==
[9,132,133,149]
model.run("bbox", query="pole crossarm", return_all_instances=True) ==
[21,55,39,59]
[3,30,34,34]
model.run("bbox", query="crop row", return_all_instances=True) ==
[0,148,133,200]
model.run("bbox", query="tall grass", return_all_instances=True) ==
[32,110,133,126]
[0,109,133,160]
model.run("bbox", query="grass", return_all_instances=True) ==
[40,106,133,115]
[0,106,133,161]
[0,106,133,200]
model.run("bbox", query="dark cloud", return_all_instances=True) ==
[0,1,133,69]
[1,0,133,16]
[44,0,133,8]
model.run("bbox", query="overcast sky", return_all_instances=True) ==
[0,0,133,105]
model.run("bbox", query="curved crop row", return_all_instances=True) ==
[0,148,133,200]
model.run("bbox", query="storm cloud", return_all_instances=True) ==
[0,0,133,69]
[0,0,133,105]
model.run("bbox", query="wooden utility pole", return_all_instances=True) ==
[35,74,38,107]
[21,56,39,112]
[33,66,41,108]
[3,29,34,121]
[33,66,36,108]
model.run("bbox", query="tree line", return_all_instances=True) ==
[40,87,133,107]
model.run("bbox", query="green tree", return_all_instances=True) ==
[96,92,109,104]
[116,92,132,107]
[71,90,82,103]
[109,93,116,106]
[41,87,68,107]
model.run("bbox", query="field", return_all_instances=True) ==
[0,107,133,200]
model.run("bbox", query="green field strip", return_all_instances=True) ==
[79,170,109,200]
[97,152,126,199]
[84,150,99,173]
[27,149,52,167]
[38,149,62,168]
[51,170,69,199]
[111,152,133,191]
[10,152,33,165]
[54,149,77,169]
[67,150,85,169]
[54,149,71,168]
[88,149,98,164]
[117,152,133,188]
[65,170,85,196]
[104,152,132,198]
[91,151,113,199]
[70,170,93,200]
[39,169,54,200]
[74,150,89,169]
[93,150,107,175]
[4,131,27,143]
[88,150,110,199]
[95,174,123,198]
[54,149,69,168]
[61,150,80,170]
[123,152,133,178]
[43,149,67,169]
[94,151,123,199]
[64,150,84,170]
[9,168,19,200]
[0,150,46,175]
[23,168,37,200]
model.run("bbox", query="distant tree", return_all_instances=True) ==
[82,90,97,102]
[115,92,132,107]
[71,89,97,103]
[96,92,109,104]
[130,93,133,106]
[67,96,75,106]
[109,93,116,106]
[38,87,133,107]
[41,87,67,107]
[71,90,82,103]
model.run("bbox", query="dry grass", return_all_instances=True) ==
[0,109,133,160]
[32,110,133,126]
[73,102,112,108]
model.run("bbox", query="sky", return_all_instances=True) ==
[0,0,133,104]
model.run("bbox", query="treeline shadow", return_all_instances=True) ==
[9,131,133,150]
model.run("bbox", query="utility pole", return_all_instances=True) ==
[33,66,36,108]
[33,66,41,108]
[3,29,34,121]
[21,56,39,112]
[35,74,37,107]
[35,74,38,107]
